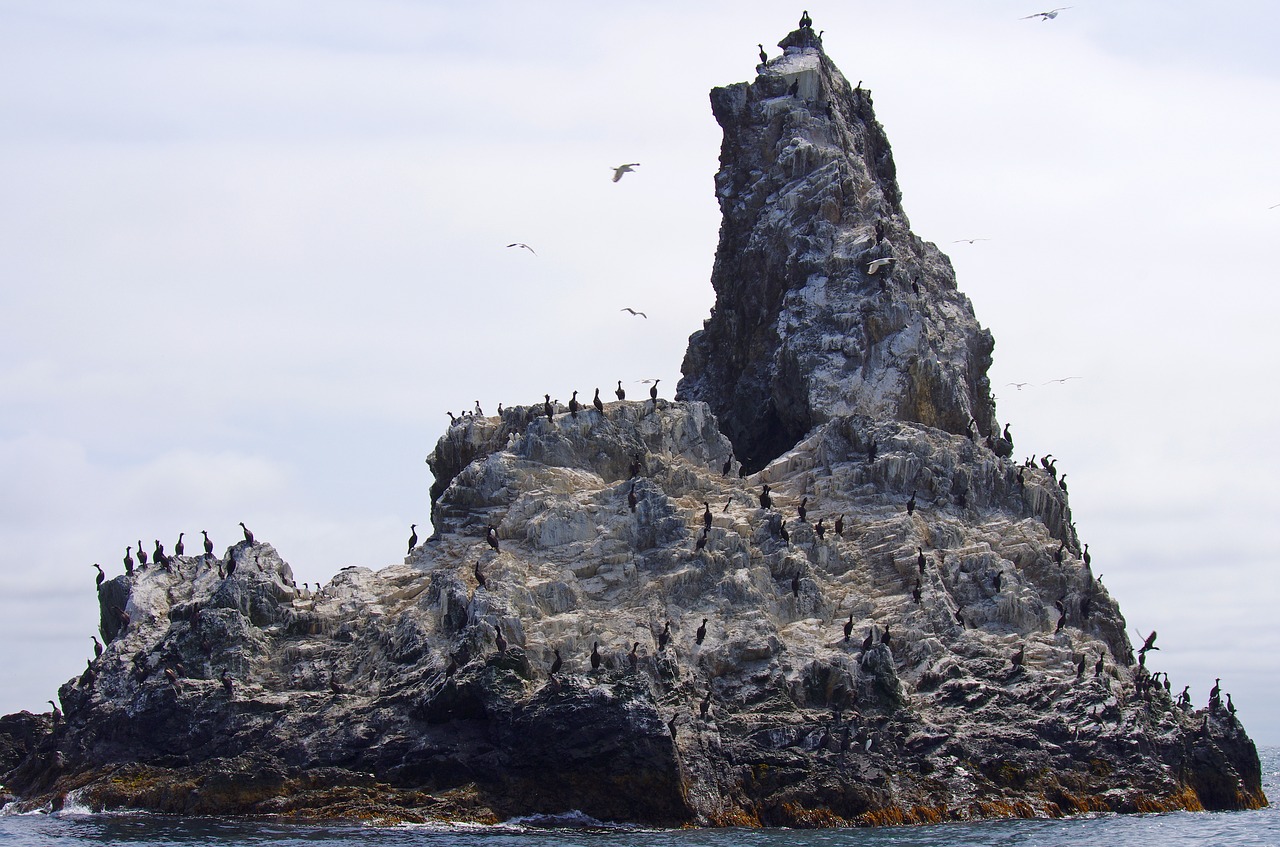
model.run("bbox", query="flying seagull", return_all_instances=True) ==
[867,257,895,274]
[1022,7,1071,20]
[506,242,536,255]
[952,238,991,244]
[620,307,648,318]
[1007,381,1033,390]
[611,163,641,182]
[1269,203,1280,209]
[1042,376,1081,385]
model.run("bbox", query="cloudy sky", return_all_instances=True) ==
[2,1,1277,743]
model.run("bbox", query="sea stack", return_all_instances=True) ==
[0,25,1264,827]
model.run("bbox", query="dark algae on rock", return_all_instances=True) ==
[2,24,1265,827]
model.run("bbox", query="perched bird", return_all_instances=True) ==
[799,9,812,28]
[814,518,826,539]
[123,546,134,576]
[506,242,536,255]
[703,502,713,530]
[474,400,484,417]
[881,625,892,648]
[628,642,639,670]
[568,390,580,418]
[591,641,602,670]
[779,521,790,544]
[695,528,709,552]
[797,497,808,523]
[649,379,660,401]
[912,581,922,604]
[495,625,508,655]
[202,530,214,558]
[474,561,487,590]
[658,621,671,650]
[628,484,638,513]
[758,43,768,64]
[1021,6,1072,20]
[611,163,640,182]
[486,525,500,552]
[1083,544,1092,567]
[722,457,732,476]
[93,563,105,589]
[1095,653,1105,677]
[917,547,927,574]
[407,524,418,556]
[544,393,554,420]
[760,484,772,510]
[620,307,648,318]
[550,649,562,676]
[1011,645,1025,670]
[667,714,679,739]
[239,522,254,544]
[843,614,854,642]
[174,533,185,557]
[834,514,844,536]
[791,572,801,596]
[221,670,234,698]
[906,490,916,515]
[47,700,62,722]
[91,635,103,658]
[700,690,712,719]
[593,388,604,413]
[861,628,874,652]
[696,618,708,645]
[615,380,626,401]
[136,542,147,568]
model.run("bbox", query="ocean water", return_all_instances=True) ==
[4,748,1278,847]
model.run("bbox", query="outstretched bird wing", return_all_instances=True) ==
[620,307,648,318]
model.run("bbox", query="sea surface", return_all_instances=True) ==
[4,747,1278,847]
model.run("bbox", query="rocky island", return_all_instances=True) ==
[0,24,1266,827]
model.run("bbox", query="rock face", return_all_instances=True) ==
[3,27,1266,827]
[677,28,996,473]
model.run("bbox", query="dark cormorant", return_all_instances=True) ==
[907,490,916,515]
[800,10,812,28]
[843,614,854,642]
[861,628,874,652]
[1016,467,1025,489]
[202,530,213,557]
[153,541,167,569]
[550,649,562,676]
[1058,474,1068,493]
[591,641,602,670]
[696,618,708,645]
[779,521,789,543]
[814,518,826,539]
[650,379,659,401]
[955,608,964,626]
[136,541,147,567]
[695,528,708,552]
[834,514,843,536]
[788,79,799,97]
[700,690,712,719]
[758,43,768,64]
[1083,544,1091,567]
[593,388,604,413]
[917,547,926,574]
[658,621,670,650]
[47,700,62,722]
[994,571,1003,592]
[123,546,134,576]
[628,484,638,513]
[221,670,234,698]
[760,484,772,509]
[1209,678,1221,705]
[722,457,732,476]
[867,441,877,462]
[225,549,237,577]
[667,714,679,739]
[1003,423,1013,447]
[615,381,625,401]
[628,642,639,670]
[569,390,580,418]
[912,581,922,604]
[91,635,103,658]
[797,497,808,523]
[239,522,254,544]
[407,524,418,556]
[1011,645,1025,669]
[1227,693,1236,715]
[486,525,500,552]
[1094,653,1105,677]
[495,625,508,655]
[1138,630,1159,655]
[703,502,713,530]
[174,533,185,557]
[882,625,892,648]
[629,455,643,478]
[93,563,105,589]
[1076,655,1087,679]
[791,573,801,596]
[545,394,553,420]
[447,411,457,425]
[474,561,487,590]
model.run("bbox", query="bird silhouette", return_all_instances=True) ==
[506,242,536,255]
[620,307,648,318]
[1021,7,1071,20]
[611,163,640,182]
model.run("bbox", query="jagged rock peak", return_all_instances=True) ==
[678,28,998,474]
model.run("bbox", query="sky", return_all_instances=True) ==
[1,1,1278,744]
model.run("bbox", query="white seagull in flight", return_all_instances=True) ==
[612,163,641,182]
[506,243,536,255]
[1021,7,1072,20]
[620,307,648,318]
